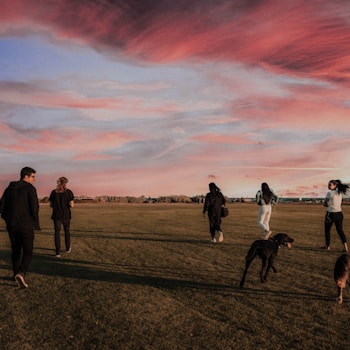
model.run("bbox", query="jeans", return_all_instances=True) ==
[8,227,34,276]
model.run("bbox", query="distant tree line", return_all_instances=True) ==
[40,195,231,204]
[40,195,350,204]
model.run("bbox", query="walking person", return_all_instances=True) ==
[203,182,226,243]
[256,182,278,240]
[49,177,74,257]
[322,179,349,252]
[0,167,40,288]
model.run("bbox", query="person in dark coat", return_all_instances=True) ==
[203,182,226,243]
[49,177,74,257]
[0,166,40,288]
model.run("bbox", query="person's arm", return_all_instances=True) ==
[256,191,261,204]
[221,193,226,206]
[323,192,330,207]
[272,193,278,205]
[49,190,54,207]
[29,186,41,230]
[68,190,75,208]
[0,190,6,214]
[203,195,209,214]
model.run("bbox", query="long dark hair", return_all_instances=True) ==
[329,179,349,195]
[261,182,274,204]
[209,182,220,195]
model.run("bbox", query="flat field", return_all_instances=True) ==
[0,202,350,350]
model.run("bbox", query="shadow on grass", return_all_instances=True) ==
[232,285,334,301]
[0,248,335,302]
[36,229,231,245]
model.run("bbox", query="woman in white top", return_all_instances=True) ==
[256,182,278,240]
[322,179,349,252]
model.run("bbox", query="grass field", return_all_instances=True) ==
[0,202,350,350]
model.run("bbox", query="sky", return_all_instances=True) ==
[0,0,350,198]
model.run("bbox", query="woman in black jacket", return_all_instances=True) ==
[49,177,74,257]
[203,182,226,243]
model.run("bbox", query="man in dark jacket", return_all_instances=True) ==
[0,167,40,288]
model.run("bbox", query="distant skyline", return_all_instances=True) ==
[0,0,350,198]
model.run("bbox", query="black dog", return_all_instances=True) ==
[240,233,294,288]
[334,253,350,304]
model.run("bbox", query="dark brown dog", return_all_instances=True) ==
[240,233,294,288]
[334,253,350,304]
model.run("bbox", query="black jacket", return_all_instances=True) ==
[203,191,226,218]
[0,180,40,230]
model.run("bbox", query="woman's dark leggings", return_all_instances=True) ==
[54,219,71,255]
[209,216,222,239]
[324,212,347,246]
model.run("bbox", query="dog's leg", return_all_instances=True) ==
[260,258,267,283]
[270,256,277,273]
[240,257,253,288]
[337,286,343,304]
[263,256,275,282]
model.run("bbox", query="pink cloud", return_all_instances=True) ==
[0,81,192,118]
[0,122,138,155]
[0,81,130,109]
[191,133,255,145]
[2,1,350,84]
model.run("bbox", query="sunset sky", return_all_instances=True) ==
[0,0,350,198]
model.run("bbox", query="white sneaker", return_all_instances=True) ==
[15,273,28,289]
[211,238,216,243]
[66,248,71,253]
[218,231,224,242]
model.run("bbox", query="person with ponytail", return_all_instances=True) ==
[256,182,278,240]
[322,179,349,252]
[203,182,226,243]
[49,177,75,257]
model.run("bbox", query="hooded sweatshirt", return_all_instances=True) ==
[0,180,40,230]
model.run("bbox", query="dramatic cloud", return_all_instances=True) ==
[2,1,350,82]
[0,0,349,197]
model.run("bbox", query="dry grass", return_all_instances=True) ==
[0,202,349,349]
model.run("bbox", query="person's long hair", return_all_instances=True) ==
[330,179,349,195]
[209,182,220,195]
[56,177,68,193]
[261,182,274,204]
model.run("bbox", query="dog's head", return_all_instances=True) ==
[271,233,294,248]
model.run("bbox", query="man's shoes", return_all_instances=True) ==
[15,273,28,289]
[211,238,216,243]
[66,248,71,253]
